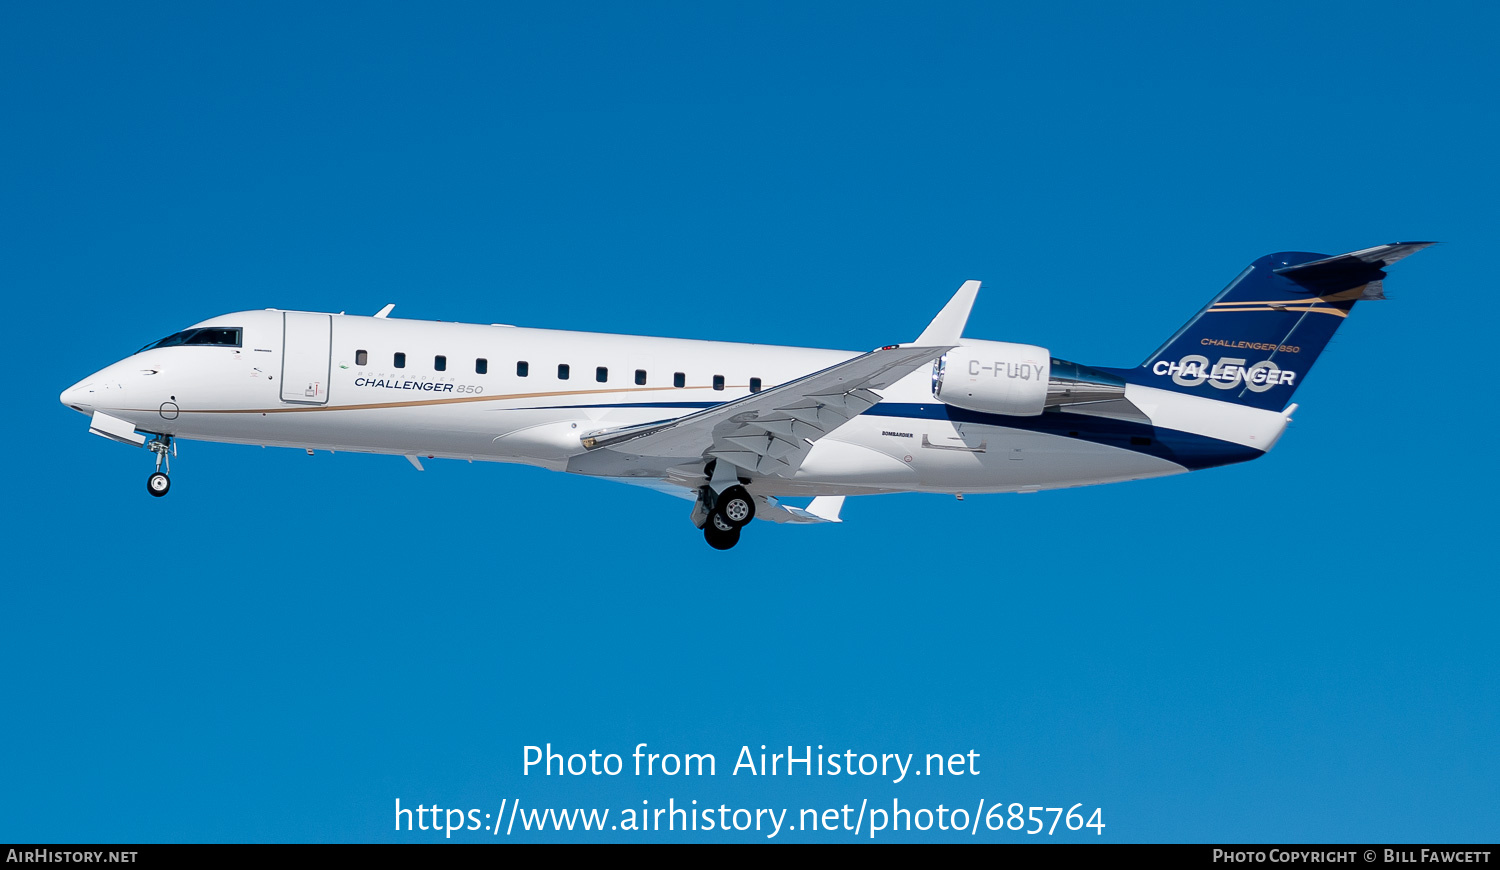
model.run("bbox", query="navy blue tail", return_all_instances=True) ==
[1125,242,1433,411]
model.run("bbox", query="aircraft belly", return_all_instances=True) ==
[163,402,690,464]
[960,431,1186,490]
[793,437,920,485]
[794,418,1186,493]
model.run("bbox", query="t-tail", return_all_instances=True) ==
[1133,242,1434,410]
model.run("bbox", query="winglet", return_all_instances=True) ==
[803,496,845,523]
[749,495,847,524]
[914,280,980,345]
[374,303,395,318]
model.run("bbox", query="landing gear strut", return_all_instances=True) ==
[146,434,174,497]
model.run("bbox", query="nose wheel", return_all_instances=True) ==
[146,435,175,498]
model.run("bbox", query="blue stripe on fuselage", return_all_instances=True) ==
[871,403,1262,471]
[517,401,1263,471]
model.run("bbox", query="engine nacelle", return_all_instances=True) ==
[932,341,1051,416]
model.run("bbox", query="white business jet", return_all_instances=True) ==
[61,242,1429,549]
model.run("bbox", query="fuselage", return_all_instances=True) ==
[60,308,1289,498]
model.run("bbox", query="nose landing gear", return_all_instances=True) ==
[146,434,175,497]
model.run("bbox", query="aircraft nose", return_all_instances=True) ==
[60,370,129,415]
[60,380,93,414]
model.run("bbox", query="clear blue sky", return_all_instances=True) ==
[3,1,1496,843]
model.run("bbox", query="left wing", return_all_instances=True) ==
[577,344,951,477]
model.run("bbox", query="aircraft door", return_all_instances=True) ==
[280,312,332,405]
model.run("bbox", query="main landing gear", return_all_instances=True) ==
[146,434,175,497]
[699,483,756,550]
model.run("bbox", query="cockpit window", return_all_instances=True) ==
[183,328,242,346]
[139,327,243,353]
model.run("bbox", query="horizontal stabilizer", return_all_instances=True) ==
[1273,241,1436,293]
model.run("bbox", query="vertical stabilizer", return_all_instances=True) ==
[1133,242,1433,410]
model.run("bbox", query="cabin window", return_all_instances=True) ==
[596,366,608,383]
[673,372,685,388]
[394,352,406,369]
[558,364,570,380]
[434,355,447,372]
[712,375,725,391]
[355,350,368,366]
[635,369,647,386]
[517,361,529,377]
[750,377,762,393]
[475,358,488,374]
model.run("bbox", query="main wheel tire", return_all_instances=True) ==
[717,485,755,527]
[703,520,740,550]
[147,472,171,497]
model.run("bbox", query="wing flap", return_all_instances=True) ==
[752,417,820,441]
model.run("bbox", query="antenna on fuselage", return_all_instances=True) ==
[374,304,395,318]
